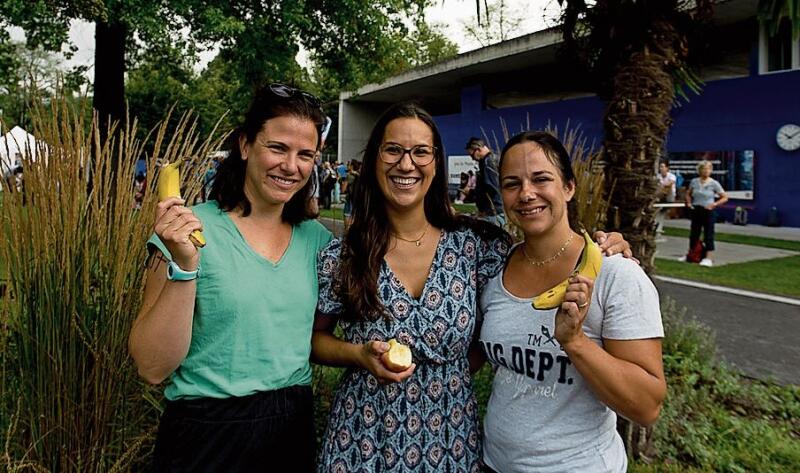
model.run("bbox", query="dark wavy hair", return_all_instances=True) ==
[499,130,581,232]
[209,85,325,224]
[336,102,508,321]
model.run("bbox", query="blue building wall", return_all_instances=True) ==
[434,69,800,227]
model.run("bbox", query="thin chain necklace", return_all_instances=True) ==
[392,223,429,247]
[521,232,574,267]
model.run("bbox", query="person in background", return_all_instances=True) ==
[455,171,469,204]
[332,175,341,205]
[320,161,335,210]
[455,170,476,204]
[311,103,631,472]
[657,160,676,203]
[308,153,322,215]
[343,159,360,228]
[466,137,505,227]
[13,165,25,205]
[479,131,665,473]
[129,84,331,472]
[680,160,728,267]
[466,170,477,202]
[336,160,348,201]
[309,117,334,215]
[654,160,677,237]
[200,154,222,203]
[133,173,146,210]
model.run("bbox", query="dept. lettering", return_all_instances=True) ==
[481,341,574,386]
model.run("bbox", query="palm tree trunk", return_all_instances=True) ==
[603,20,680,461]
[602,21,678,275]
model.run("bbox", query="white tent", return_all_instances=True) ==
[0,126,38,178]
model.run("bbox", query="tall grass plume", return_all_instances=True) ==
[0,97,226,471]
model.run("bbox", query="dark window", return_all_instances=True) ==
[766,19,794,72]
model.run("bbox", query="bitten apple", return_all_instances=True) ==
[381,339,412,372]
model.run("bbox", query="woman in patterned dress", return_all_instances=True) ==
[311,103,629,472]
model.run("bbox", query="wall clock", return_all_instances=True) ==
[776,123,800,151]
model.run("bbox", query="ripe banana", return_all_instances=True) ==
[531,231,602,310]
[157,161,206,248]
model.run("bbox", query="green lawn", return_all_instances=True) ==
[318,207,344,220]
[453,202,477,214]
[662,226,800,252]
[655,256,800,298]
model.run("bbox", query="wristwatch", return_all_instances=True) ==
[167,261,200,281]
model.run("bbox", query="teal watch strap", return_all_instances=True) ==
[167,261,200,281]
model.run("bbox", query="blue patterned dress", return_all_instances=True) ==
[316,227,509,472]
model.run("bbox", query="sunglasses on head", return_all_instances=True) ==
[268,83,322,109]
[268,83,327,135]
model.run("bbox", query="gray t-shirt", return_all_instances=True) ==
[689,177,724,208]
[479,253,663,473]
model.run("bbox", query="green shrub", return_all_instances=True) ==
[635,298,800,472]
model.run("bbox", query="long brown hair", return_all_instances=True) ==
[335,102,507,320]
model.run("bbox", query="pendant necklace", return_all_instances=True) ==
[392,223,429,247]
[521,231,574,267]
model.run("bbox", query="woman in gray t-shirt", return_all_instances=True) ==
[683,160,728,266]
[478,131,665,473]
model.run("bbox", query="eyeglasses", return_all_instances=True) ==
[268,83,322,110]
[379,143,436,166]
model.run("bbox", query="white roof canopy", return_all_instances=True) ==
[0,126,38,176]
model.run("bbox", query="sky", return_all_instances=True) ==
[427,0,560,53]
[8,0,561,79]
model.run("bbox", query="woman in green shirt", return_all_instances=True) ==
[129,84,331,472]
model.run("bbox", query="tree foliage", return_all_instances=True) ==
[0,39,90,130]
[1,0,457,134]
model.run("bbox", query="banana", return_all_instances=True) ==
[157,161,206,248]
[531,230,602,310]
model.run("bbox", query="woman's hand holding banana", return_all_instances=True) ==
[154,161,205,271]
[554,274,595,349]
[154,197,202,271]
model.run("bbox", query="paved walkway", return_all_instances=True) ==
[663,219,800,241]
[655,235,798,266]
[656,280,800,385]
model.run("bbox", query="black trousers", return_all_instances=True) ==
[152,385,314,473]
[689,206,716,252]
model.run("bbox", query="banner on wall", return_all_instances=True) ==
[448,155,476,185]
[667,150,754,200]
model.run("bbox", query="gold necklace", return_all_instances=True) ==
[392,224,429,247]
[521,232,575,267]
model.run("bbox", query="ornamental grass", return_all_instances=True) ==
[0,97,225,472]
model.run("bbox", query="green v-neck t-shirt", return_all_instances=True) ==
[147,200,332,400]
